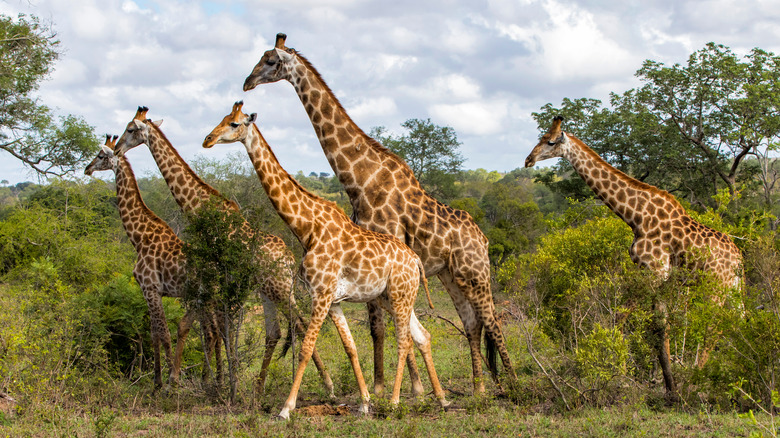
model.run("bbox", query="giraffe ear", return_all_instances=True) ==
[276,47,294,62]
[247,113,257,124]
[152,119,163,127]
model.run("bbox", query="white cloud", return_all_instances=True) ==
[429,99,509,136]
[1,0,780,184]
[347,97,398,120]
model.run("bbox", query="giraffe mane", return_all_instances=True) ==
[294,52,419,182]
[116,153,168,226]
[251,123,343,215]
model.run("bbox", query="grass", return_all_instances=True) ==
[0,281,764,437]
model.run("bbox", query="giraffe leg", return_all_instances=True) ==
[278,295,331,420]
[390,311,412,406]
[367,300,386,395]
[213,316,223,386]
[438,271,485,394]
[452,268,517,387]
[409,311,449,407]
[283,296,335,397]
[200,309,219,383]
[654,301,678,402]
[256,296,281,394]
[328,304,371,415]
[145,289,172,389]
[369,300,423,397]
[172,307,197,385]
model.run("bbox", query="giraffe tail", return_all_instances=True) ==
[417,258,434,309]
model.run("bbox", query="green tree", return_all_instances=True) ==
[632,43,780,201]
[182,199,268,401]
[370,118,464,200]
[0,14,98,177]
[534,43,780,208]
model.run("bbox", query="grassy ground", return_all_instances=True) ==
[0,282,765,437]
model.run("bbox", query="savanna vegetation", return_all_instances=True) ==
[1,12,779,438]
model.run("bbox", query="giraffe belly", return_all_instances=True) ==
[332,277,386,304]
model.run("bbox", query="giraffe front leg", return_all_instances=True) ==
[329,304,371,416]
[144,288,171,389]
[278,295,330,420]
[285,296,335,397]
[653,301,678,402]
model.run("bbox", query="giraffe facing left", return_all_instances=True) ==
[113,107,334,396]
[85,135,220,388]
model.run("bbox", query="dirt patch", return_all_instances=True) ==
[297,404,352,417]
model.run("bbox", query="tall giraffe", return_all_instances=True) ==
[85,135,219,388]
[113,107,334,396]
[203,101,449,419]
[525,116,742,398]
[243,33,516,394]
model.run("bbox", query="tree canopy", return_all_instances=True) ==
[0,14,98,178]
[371,118,464,200]
[533,42,780,209]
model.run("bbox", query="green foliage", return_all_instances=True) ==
[575,323,629,390]
[182,198,271,400]
[533,43,780,208]
[182,199,264,315]
[0,14,99,177]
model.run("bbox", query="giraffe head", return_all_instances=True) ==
[203,101,257,148]
[243,33,297,91]
[524,116,569,168]
[85,135,120,175]
[115,106,163,157]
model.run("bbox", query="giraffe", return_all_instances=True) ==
[243,33,517,395]
[525,116,742,398]
[113,107,334,396]
[203,101,450,419]
[85,135,220,388]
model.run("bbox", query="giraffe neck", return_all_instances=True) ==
[146,123,235,213]
[243,124,334,248]
[288,54,378,193]
[563,135,666,232]
[114,157,167,250]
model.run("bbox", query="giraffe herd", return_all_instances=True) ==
[85,33,742,417]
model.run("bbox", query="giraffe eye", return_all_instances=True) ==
[230,122,239,128]
[547,141,556,146]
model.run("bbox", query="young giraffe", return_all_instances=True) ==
[243,33,516,395]
[203,101,449,419]
[113,107,334,395]
[85,135,220,388]
[525,116,742,398]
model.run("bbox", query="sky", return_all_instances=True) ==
[2,0,780,185]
